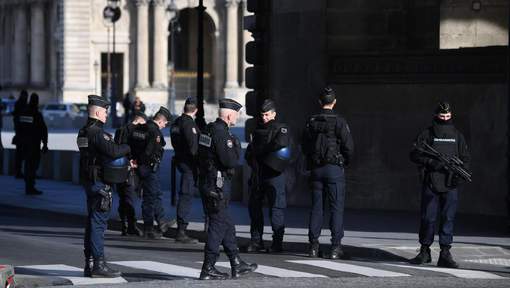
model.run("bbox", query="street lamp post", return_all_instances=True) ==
[166,0,179,116]
[196,0,206,129]
[103,0,121,127]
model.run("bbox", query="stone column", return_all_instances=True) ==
[152,0,168,89]
[135,0,149,88]
[31,1,46,86]
[225,0,239,88]
[242,1,253,87]
[13,3,28,86]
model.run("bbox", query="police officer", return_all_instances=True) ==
[77,95,132,278]
[135,106,172,239]
[198,99,257,280]
[245,99,290,253]
[170,97,200,243]
[18,93,48,195]
[113,111,147,236]
[303,87,354,259]
[409,102,470,269]
[12,90,28,179]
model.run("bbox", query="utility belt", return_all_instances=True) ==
[312,153,344,167]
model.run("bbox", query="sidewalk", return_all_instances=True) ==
[0,175,509,263]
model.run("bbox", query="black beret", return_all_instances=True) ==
[219,98,242,112]
[88,94,110,108]
[260,99,275,113]
[435,102,452,114]
[155,106,171,120]
[185,97,197,106]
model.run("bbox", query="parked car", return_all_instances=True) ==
[75,103,88,117]
[1,98,16,115]
[42,103,81,120]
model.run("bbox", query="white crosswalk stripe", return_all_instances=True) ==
[16,264,127,285]
[384,263,506,279]
[215,262,328,278]
[111,261,201,278]
[287,260,410,277]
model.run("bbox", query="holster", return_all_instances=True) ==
[97,186,113,212]
[205,188,225,214]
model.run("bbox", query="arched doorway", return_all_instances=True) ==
[168,8,217,103]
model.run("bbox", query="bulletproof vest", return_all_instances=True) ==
[17,110,35,137]
[77,123,99,183]
[254,122,290,172]
[428,124,459,192]
[170,117,185,156]
[198,122,219,190]
[128,123,148,161]
[309,114,343,166]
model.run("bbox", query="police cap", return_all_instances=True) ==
[88,94,110,108]
[435,102,452,114]
[319,86,336,105]
[219,98,242,112]
[260,99,275,113]
[155,106,171,120]
[133,111,148,121]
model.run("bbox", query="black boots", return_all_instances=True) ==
[199,259,229,280]
[437,246,459,268]
[121,218,142,236]
[230,255,258,278]
[308,241,320,258]
[90,257,121,278]
[410,245,432,264]
[245,240,265,253]
[143,225,161,240]
[83,252,93,277]
[175,225,196,244]
[269,231,284,253]
[330,244,345,260]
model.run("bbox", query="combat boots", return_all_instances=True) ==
[230,255,258,278]
[126,218,142,236]
[308,241,320,258]
[83,251,93,277]
[91,257,121,278]
[330,244,345,260]
[268,231,284,253]
[245,240,265,253]
[120,220,128,236]
[175,224,196,244]
[437,246,459,268]
[199,259,229,280]
[409,245,432,265]
[143,225,161,240]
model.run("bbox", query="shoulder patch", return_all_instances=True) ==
[103,134,111,141]
[345,124,351,133]
[199,134,212,147]
[281,127,288,134]
[227,139,233,148]
[192,127,197,134]
[77,137,88,148]
[156,136,161,143]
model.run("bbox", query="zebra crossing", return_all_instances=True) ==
[14,258,507,285]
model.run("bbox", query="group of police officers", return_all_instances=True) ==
[77,86,470,279]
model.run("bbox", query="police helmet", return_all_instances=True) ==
[263,146,291,172]
[103,156,130,184]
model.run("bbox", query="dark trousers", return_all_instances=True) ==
[176,161,197,227]
[23,146,41,192]
[84,182,110,259]
[308,164,346,245]
[203,179,239,263]
[116,176,138,224]
[138,165,165,227]
[249,170,286,243]
[14,144,23,176]
[419,185,458,247]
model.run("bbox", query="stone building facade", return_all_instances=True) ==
[0,0,251,115]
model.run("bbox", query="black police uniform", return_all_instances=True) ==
[409,103,470,268]
[303,106,354,259]
[113,114,147,236]
[18,93,48,195]
[77,95,131,278]
[246,101,290,253]
[134,107,170,238]
[198,99,257,280]
[12,90,28,178]
[170,104,200,243]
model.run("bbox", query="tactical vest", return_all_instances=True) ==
[77,123,100,183]
[198,122,219,191]
[128,123,148,162]
[428,124,459,192]
[309,114,344,166]
[170,117,185,157]
[253,122,290,172]
[17,110,35,137]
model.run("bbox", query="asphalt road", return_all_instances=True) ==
[1,205,509,288]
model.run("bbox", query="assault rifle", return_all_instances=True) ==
[415,142,472,183]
